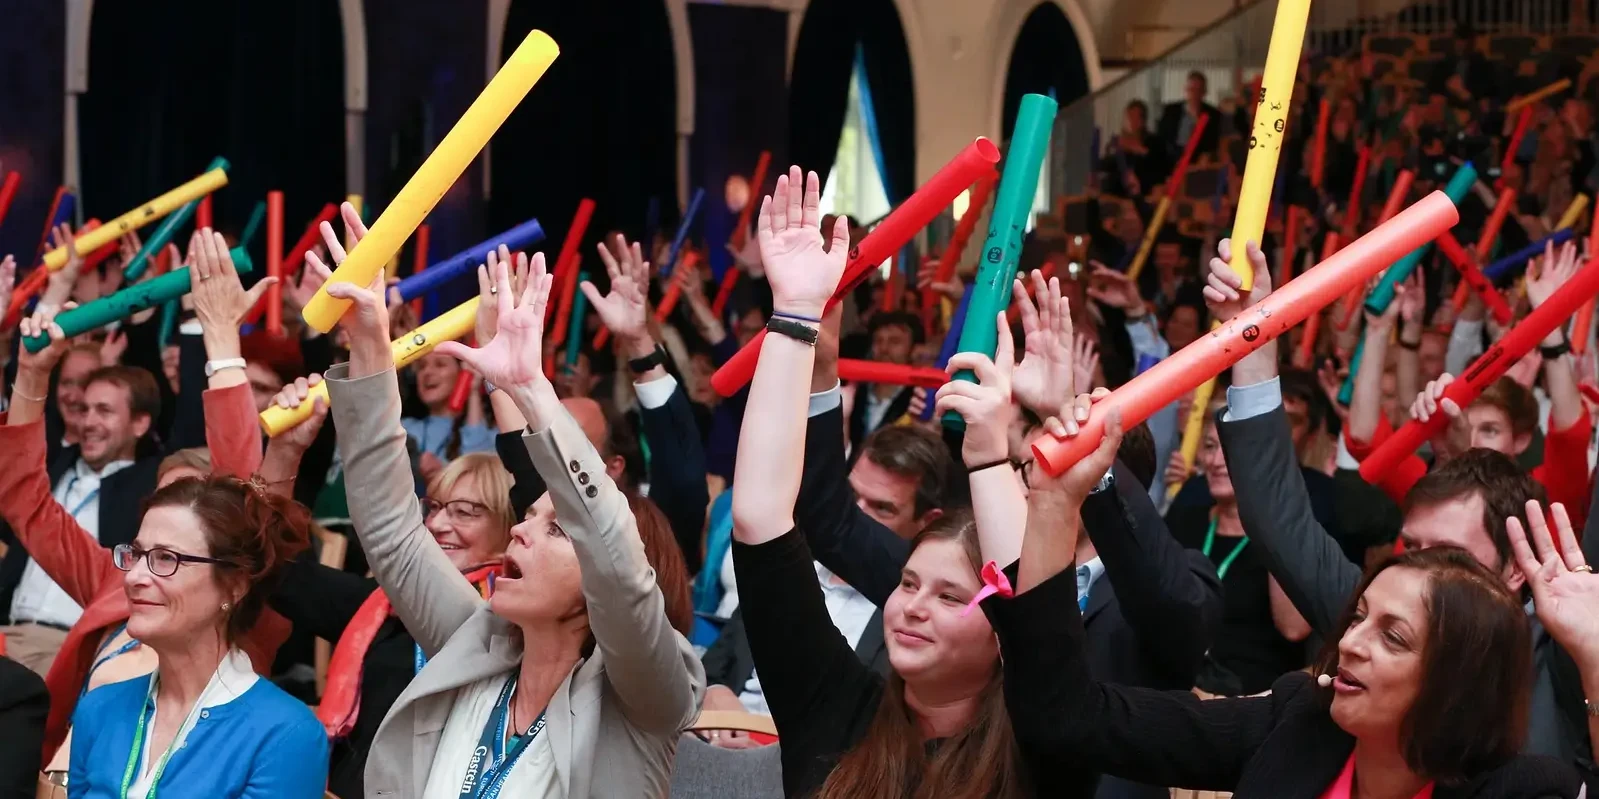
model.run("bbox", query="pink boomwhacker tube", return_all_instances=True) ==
[1361,254,1599,484]
[837,359,951,389]
[711,138,1002,397]
[1437,231,1513,326]
[1031,191,1460,476]
[1376,170,1415,226]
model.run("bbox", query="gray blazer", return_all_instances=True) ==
[326,365,705,798]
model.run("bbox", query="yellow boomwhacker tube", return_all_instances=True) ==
[42,166,229,271]
[260,297,481,436]
[1557,194,1590,231]
[1171,0,1312,491]
[1125,195,1172,282]
[301,31,559,333]
[1507,79,1572,114]
[1167,379,1218,500]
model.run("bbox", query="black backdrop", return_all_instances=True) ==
[1001,2,1090,140]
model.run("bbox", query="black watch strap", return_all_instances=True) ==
[628,345,669,374]
[1540,337,1572,360]
[766,317,819,346]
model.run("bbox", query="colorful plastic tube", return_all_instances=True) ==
[266,191,285,336]
[6,191,77,325]
[1438,231,1513,325]
[1234,0,1312,289]
[548,198,595,345]
[44,162,230,271]
[921,288,974,421]
[564,271,589,367]
[243,203,341,328]
[411,224,430,320]
[1376,170,1415,225]
[731,152,772,252]
[1310,98,1331,190]
[1031,191,1459,476]
[1557,194,1590,231]
[838,359,950,389]
[1125,195,1173,283]
[447,360,475,414]
[259,296,481,436]
[711,137,1001,397]
[945,94,1056,425]
[1342,145,1371,238]
[1506,78,1572,114]
[1167,380,1217,500]
[301,31,559,333]
[0,171,20,229]
[122,198,200,281]
[1360,254,1599,484]
[1296,299,1321,368]
[1280,205,1300,283]
[711,264,740,320]
[196,195,213,230]
[1476,188,1517,259]
[1578,202,1599,355]
[240,200,267,250]
[35,188,74,259]
[1502,107,1533,176]
[661,188,705,279]
[393,218,545,302]
[23,247,253,352]
[922,172,995,330]
[1364,162,1476,314]
[1483,229,1576,281]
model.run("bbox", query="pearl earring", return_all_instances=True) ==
[221,602,232,612]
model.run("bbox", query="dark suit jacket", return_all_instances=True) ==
[1157,101,1222,162]
[637,379,710,571]
[984,565,1584,798]
[0,656,48,799]
[703,604,889,696]
[1219,403,1599,789]
[0,449,161,624]
[797,404,1223,799]
[846,383,912,457]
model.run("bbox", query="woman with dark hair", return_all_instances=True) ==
[729,167,1030,798]
[67,475,326,797]
[981,416,1585,797]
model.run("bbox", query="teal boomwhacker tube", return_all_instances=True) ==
[241,200,267,250]
[25,247,253,353]
[1336,336,1365,406]
[564,270,589,367]
[943,93,1056,429]
[158,299,179,351]
[123,156,230,281]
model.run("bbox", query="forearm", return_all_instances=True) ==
[731,333,813,545]
[256,442,308,499]
[1229,337,1278,388]
[502,379,564,437]
[1349,329,1392,442]
[1268,576,1312,642]
[1543,351,1583,432]
[7,370,50,426]
[202,328,246,390]
[969,464,1026,568]
[1017,488,1078,594]
[1394,324,1421,422]
[489,389,528,432]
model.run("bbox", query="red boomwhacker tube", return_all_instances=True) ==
[712,138,1002,397]
[5,220,113,328]
[837,359,951,389]
[197,194,214,231]
[1476,188,1516,259]
[1031,192,1459,476]
[1437,231,1513,325]
[1296,300,1321,368]
[1361,254,1599,484]
[1577,202,1599,354]
[1281,206,1300,284]
[447,365,475,414]
[1342,146,1370,238]
[731,151,771,252]
[266,191,284,337]
[1377,170,1414,226]
[0,171,21,229]
[922,172,995,333]
[711,262,740,320]
[245,203,339,326]
[1502,107,1533,180]
[1166,113,1210,197]
[1310,99,1331,189]
[34,187,69,260]
[548,198,596,344]
[411,224,430,320]
[880,259,902,313]
[80,221,119,270]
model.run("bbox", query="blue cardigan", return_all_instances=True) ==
[69,674,327,798]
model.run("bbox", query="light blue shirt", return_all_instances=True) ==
[401,415,497,462]
[1223,376,1283,422]
[1076,557,1105,611]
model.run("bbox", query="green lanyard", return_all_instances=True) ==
[1201,516,1250,581]
[118,674,209,799]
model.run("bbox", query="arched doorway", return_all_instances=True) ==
[1001,2,1091,140]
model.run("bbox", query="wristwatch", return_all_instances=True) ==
[1089,466,1116,495]
[204,357,247,378]
[766,317,819,346]
[1539,335,1572,360]
[628,344,669,375]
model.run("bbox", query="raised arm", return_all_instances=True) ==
[258,375,331,498]
[1347,279,1413,445]
[1526,241,1592,515]
[440,246,702,735]
[189,229,277,477]
[936,311,1026,569]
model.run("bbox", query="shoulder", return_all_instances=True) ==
[73,672,152,723]
[1452,754,1584,798]
[231,680,327,744]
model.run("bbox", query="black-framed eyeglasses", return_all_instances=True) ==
[421,497,491,522]
[113,544,238,578]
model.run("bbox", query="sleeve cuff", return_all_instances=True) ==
[809,382,843,417]
[634,374,679,410]
[179,320,203,336]
[1222,377,1282,422]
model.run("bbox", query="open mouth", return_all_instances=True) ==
[1333,667,1367,693]
[502,559,524,580]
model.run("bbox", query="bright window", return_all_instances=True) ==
[819,57,891,225]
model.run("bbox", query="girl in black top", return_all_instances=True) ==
[729,167,1029,798]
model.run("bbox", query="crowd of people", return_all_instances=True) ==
[3,20,1599,799]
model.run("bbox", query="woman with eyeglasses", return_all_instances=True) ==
[67,476,326,797]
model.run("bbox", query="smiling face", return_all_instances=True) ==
[425,472,511,571]
[488,494,586,627]
[1329,567,1429,738]
[123,505,239,649]
[80,380,149,471]
[883,537,998,687]
[415,353,461,410]
[1197,423,1232,502]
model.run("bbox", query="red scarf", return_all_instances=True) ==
[317,564,499,738]
[1319,754,1434,799]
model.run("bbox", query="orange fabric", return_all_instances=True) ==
[0,384,284,766]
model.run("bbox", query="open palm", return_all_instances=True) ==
[1009,269,1076,418]
[436,252,553,390]
[759,165,849,316]
[1507,501,1599,663]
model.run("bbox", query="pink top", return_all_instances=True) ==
[1319,754,1435,799]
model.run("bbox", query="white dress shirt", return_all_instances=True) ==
[9,457,134,628]
[739,563,878,715]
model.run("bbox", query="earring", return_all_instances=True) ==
[220,602,232,612]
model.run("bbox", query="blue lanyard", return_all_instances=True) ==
[83,623,141,697]
[415,643,427,675]
[459,675,545,799]
[63,473,101,520]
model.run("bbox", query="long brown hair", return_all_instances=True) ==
[816,513,1029,799]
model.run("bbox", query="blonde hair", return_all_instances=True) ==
[158,448,213,481]
[426,452,516,536]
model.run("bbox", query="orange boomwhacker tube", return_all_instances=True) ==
[1280,206,1300,283]
[1377,170,1414,225]
[1310,99,1330,189]
[1361,254,1599,484]
[1031,191,1459,476]
[1506,78,1571,114]
[712,138,1002,397]
[1502,107,1533,179]
[1476,188,1516,259]
[1296,302,1321,369]
[1437,231,1513,325]
[266,191,284,337]
[731,151,771,252]
[837,359,951,389]
[547,198,596,344]
[1342,146,1371,238]
[922,172,995,334]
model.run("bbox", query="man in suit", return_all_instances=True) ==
[846,311,923,450]
[1157,71,1222,163]
[0,364,163,674]
[0,655,48,799]
[1207,248,1598,787]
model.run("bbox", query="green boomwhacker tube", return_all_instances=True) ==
[123,156,230,281]
[942,92,1056,430]
[24,247,253,353]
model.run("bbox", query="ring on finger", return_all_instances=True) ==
[1574,565,1594,574]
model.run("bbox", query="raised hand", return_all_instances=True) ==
[1073,333,1100,396]
[475,245,528,346]
[270,375,331,451]
[99,328,128,366]
[1009,269,1075,419]
[916,255,964,303]
[1526,239,1581,310]
[760,166,848,318]
[17,303,75,376]
[1085,262,1147,318]
[1409,374,1470,460]
[582,234,651,350]
[32,224,85,329]
[934,311,1017,468]
[191,229,276,332]
[1507,501,1599,670]
[0,255,14,320]
[1201,238,1272,324]
[435,252,555,391]
[286,243,331,313]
